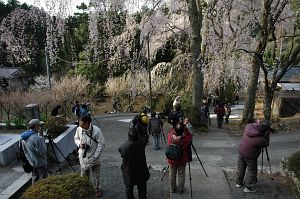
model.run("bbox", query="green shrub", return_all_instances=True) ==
[21,174,94,199]
[287,150,300,179]
[5,119,12,129]
[12,117,26,129]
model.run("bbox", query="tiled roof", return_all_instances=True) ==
[280,66,300,83]
[278,83,300,91]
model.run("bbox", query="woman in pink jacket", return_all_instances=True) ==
[236,121,272,193]
[167,122,192,194]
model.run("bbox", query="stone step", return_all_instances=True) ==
[170,165,232,199]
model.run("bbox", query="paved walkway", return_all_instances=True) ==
[0,110,300,199]
[170,121,236,199]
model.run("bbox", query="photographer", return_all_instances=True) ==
[167,122,192,194]
[74,115,105,197]
[118,116,150,199]
[20,119,48,184]
[235,120,273,193]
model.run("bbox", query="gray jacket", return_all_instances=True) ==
[21,130,47,168]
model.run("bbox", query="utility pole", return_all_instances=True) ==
[45,46,51,89]
[147,36,153,113]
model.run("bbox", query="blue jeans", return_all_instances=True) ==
[152,134,160,150]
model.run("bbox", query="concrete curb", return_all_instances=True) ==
[0,173,31,199]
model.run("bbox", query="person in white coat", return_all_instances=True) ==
[74,115,105,197]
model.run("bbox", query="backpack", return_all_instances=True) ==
[150,118,161,135]
[16,140,33,173]
[165,136,183,160]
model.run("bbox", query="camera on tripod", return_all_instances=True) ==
[81,143,91,158]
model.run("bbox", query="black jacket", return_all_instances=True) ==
[118,133,150,185]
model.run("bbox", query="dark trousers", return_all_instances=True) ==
[225,114,230,124]
[236,154,257,188]
[126,182,147,199]
[32,165,48,184]
[217,115,224,128]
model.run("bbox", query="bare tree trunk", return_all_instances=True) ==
[242,1,271,123]
[242,58,260,123]
[263,83,275,121]
[186,0,204,126]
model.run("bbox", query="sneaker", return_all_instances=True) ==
[95,190,103,197]
[244,187,256,193]
[236,183,243,188]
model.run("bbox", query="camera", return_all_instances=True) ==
[82,144,90,158]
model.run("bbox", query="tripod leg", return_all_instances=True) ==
[52,141,76,172]
[265,148,273,176]
[261,148,264,174]
[161,165,169,181]
[265,147,276,197]
[191,143,208,177]
[49,140,62,174]
[162,129,167,144]
[188,161,193,199]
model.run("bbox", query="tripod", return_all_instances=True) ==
[160,128,167,145]
[89,108,102,127]
[46,136,76,174]
[191,143,208,177]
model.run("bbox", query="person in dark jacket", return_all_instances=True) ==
[236,121,272,193]
[167,122,192,194]
[214,103,225,128]
[148,112,163,150]
[118,123,150,199]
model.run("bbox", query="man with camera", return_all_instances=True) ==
[236,120,273,193]
[118,114,150,199]
[74,115,105,197]
[20,119,48,184]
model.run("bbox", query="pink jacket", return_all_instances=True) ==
[238,123,269,159]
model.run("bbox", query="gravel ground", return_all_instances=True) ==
[57,154,169,199]
[224,170,300,199]
[92,162,169,199]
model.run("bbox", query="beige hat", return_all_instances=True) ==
[28,119,44,127]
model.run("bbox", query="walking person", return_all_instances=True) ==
[236,121,272,193]
[167,122,192,194]
[118,117,150,199]
[224,103,231,124]
[72,100,81,125]
[74,115,106,197]
[20,119,48,184]
[201,101,211,126]
[148,112,163,150]
[214,103,225,128]
[183,117,192,130]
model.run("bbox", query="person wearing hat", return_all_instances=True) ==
[235,120,273,193]
[167,122,192,194]
[20,119,48,184]
[118,117,150,199]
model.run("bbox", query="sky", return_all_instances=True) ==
[2,0,146,14]
[3,0,90,15]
